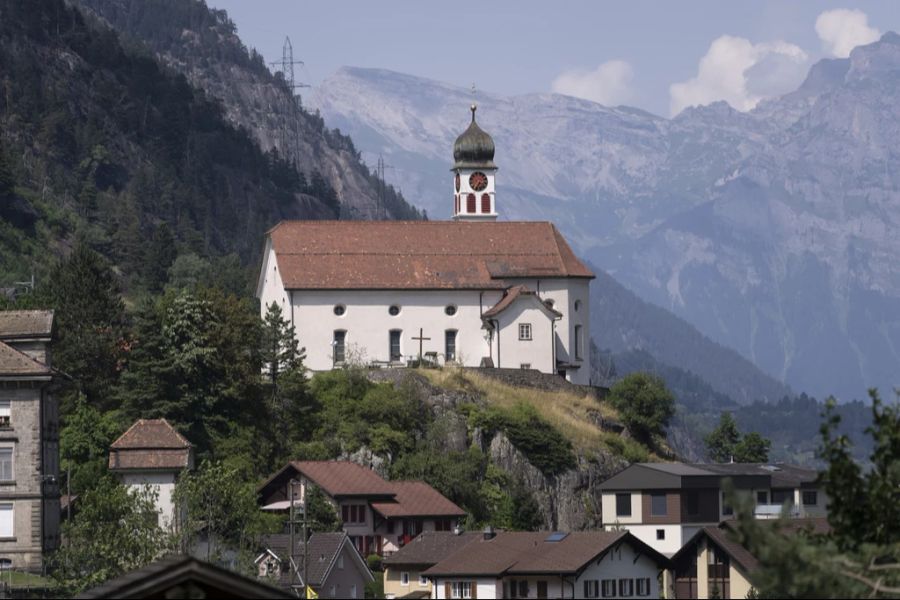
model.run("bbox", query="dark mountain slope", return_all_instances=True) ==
[0,0,336,286]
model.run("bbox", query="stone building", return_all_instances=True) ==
[0,310,60,571]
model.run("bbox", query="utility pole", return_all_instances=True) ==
[270,37,310,165]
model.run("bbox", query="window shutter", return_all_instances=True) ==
[584,581,589,598]
[471,581,477,599]
[444,582,450,599]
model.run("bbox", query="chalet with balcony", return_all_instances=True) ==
[258,461,466,557]
[598,462,824,555]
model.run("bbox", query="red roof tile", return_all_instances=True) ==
[268,221,593,290]
[291,461,396,497]
[109,419,193,471]
[372,481,466,519]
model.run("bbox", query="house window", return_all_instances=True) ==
[435,518,452,532]
[0,449,12,482]
[583,580,599,598]
[445,330,457,362]
[518,323,532,340]
[636,577,651,596]
[389,330,402,362]
[757,491,769,504]
[520,363,531,370]
[802,491,818,506]
[466,193,476,213]
[0,401,9,428]
[350,584,357,599]
[537,580,548,599]
[619,579,634,596]
[772,489,792,505]
[574,300,581,312]
[342,504,365,524]
[615,493,631,517]
[337,555,344,570]
[333,330,346,364]
[574,325,583,359]
[450,581,472,599]
[651,492,667,516]
[0,504,12,538]
[722,491,733,516]
[419,574,428,586]
[656,529,665,540]
[388,305,401,316]
[333,304,346,316]
[400,572,410,586]
[601,579,616,598]
[481,193,491,213]
[445,304,457,316]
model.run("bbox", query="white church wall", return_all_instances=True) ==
[257,240,290,318]
[492,301,555,374]
[289,289,505,371]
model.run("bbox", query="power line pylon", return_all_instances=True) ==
[270,36,310,163]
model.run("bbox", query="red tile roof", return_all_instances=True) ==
[0,310,54,339]
[382,532,481,567]
[0,341,52,377]
[372,481,466,519]
[423,531,665,577]
[268,221,593,290]
[481,285,563,319]
[291,461,396,497]
[109,419,192,471]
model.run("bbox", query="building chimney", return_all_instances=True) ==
[483,525,496,541]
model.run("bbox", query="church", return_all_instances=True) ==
[256,106,595,385]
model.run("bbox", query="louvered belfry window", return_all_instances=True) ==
[466,193,476,213]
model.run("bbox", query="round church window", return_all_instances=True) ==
[445,305,457,316]
[333,304,346,316]
[389,305,401,316]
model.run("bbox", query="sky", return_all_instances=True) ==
[206,1,899,117]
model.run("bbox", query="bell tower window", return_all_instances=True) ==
[481,193,491,214]
[466,193,476,214]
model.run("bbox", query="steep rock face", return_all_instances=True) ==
[314,35,900,401]
[75,0,420,220]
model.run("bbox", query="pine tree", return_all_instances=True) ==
[705,413,742,462]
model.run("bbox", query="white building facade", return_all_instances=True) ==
[257,107,595,384]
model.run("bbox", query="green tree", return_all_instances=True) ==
[705,413,742,462]
[729,389,900,597]
[260,302,302,389]
[733,432,771,463]
[51,478,171,595]
[607,372,675,444]
[60,395,122,496]
[174,460,278,567]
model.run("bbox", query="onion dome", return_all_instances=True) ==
[452,105,496,169]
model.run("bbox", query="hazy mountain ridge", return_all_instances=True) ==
[313,35,900,400]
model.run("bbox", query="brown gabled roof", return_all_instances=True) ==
[268,221,594,290]
[372,481,466,519]
[292,461,396,497]
[481,285,563,319]
[258,532,374,589]
[423,531,666,577]
[109,419,193,471]
[0,341,52,377]
[382,532,481,567]
[0,310,53,340]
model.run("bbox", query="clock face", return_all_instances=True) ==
[455,173,460,192]
[469,172,488,191]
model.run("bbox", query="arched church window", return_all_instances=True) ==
[466,193,476,213]
[481,194,491,213]
[388,305,401,316]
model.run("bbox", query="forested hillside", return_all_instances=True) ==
[74,0,422,221]
[0,0,351,290]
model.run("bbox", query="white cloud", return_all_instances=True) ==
[669,36,809,116]
[551,60,635,106]
[815,9,881,58]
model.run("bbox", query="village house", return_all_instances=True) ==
[598,462,825,555]
[382,530,481,599]
[665,518,830,599]
[423,528,669,599]
[0,310,60,572]
[258,461,466,557]
[108,419,194,530]
[256,106,595,385]
[255,531,374,598]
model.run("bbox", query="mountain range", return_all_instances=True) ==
[312,36,900,402]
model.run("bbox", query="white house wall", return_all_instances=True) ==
[576,541,662,598]
[493,302,554,374]
[120,471,178,529]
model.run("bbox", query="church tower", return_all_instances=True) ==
[452,105,498,221]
